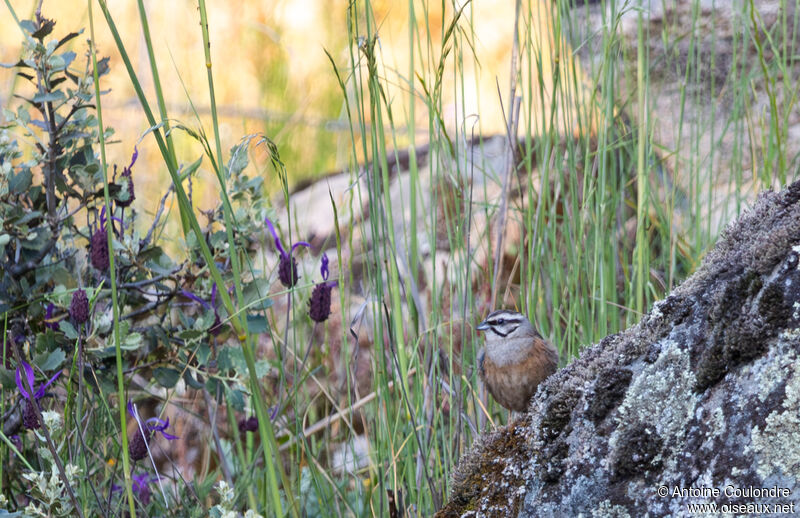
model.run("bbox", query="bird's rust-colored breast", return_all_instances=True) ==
[480,338,557,412]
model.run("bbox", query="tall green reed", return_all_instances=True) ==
[88,2,135,516]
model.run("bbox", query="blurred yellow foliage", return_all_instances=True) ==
[0,1,583,218]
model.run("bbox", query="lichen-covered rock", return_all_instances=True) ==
[441,181,800,516]
[436,416,533,518]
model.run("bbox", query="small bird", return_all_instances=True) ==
[476,309,559,413]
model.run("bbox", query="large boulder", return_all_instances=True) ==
[438,180,800,516]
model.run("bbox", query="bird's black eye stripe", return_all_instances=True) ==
[489,322,521,337]
[489,318,522,327]
[490,327,510,337]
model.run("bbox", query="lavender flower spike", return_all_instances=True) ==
[265,217,310,287]
[320,253,330,281]
[90,206,110,271]
[127,400,179,440]
[15,361,61,430]
[16,361,61,400]
[70,289,90,324]
[127,400,179,461]
[309,253,338,323]
[131,472,156,505]
[111,471,157,505]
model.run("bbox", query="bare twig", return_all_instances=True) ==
[7,237,58,276]
[56,202,87,225]
[33,13,58,225]
[119,266,183,289]
[55,103,94,133]
[120,291,177,321]
[2,401,21,437]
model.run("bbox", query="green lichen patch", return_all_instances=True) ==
[616,343,696,442]
[530,388,581,483]
[590,500,633,518]
[755,341,798,403]
[748,360,800,481]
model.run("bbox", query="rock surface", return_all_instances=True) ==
[437,180,800,517]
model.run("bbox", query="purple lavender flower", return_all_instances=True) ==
[112,471,157,505]
[44,303,60,331]
[90,206,110,271]
[265,217,310,288]
[70,289,90,325]
[15,361,61,430]
[131,472,156,505]
[115,147,138,209]
[238,416,258,433]
[309,253,337,323]
[238,405,278,434]
[127,400,178,462]
[181,283,225,336]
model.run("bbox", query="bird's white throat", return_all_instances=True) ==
[484,334,533,366]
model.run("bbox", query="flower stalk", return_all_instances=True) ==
[10,339,83,518]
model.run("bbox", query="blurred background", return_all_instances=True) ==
[1,0,569,212]
[4,1,800,515]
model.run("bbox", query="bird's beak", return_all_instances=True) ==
[476,320,490,331]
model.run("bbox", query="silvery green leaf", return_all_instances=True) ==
[36,349,66,371]
[60,321,78,340]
